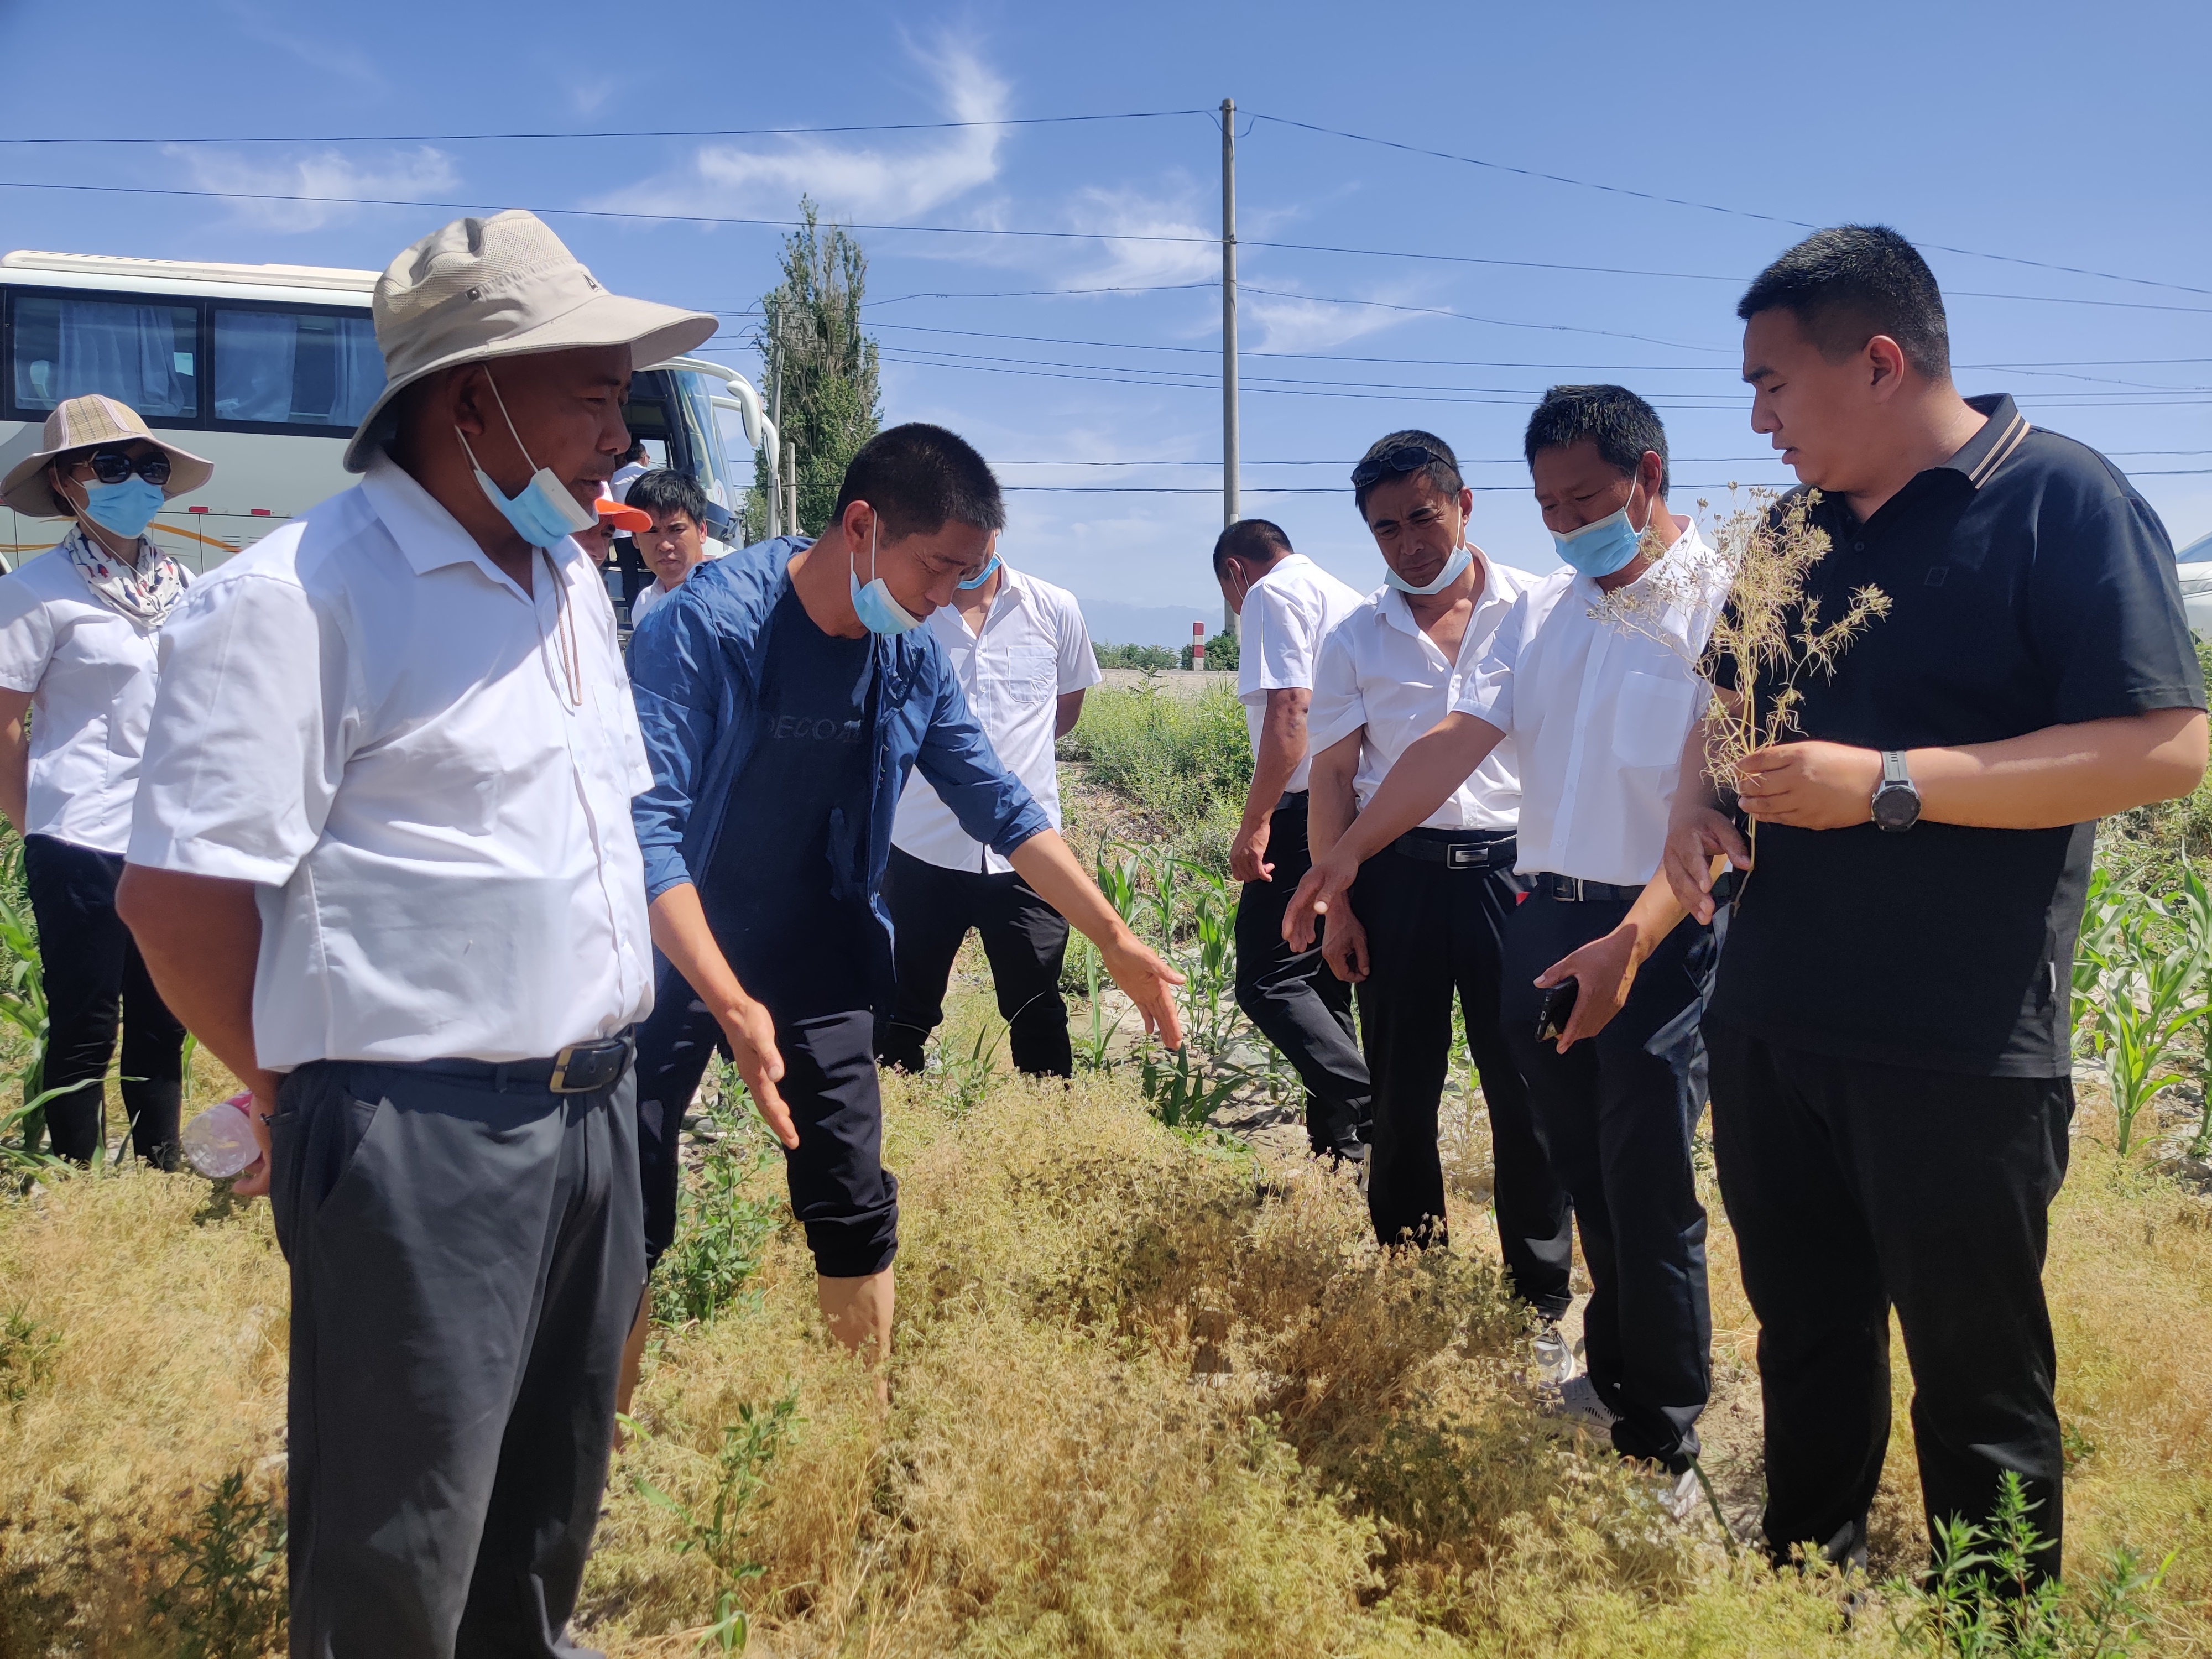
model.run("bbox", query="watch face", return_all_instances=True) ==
[1872,783,1920,832]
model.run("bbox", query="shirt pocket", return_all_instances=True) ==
[1613,671,1697,769]
[996,642,1060,708]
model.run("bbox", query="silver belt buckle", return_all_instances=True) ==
[1552,876,1583,901]
[1447,843,1483,870]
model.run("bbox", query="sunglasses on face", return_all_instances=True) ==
[73,450,172,487]
[1349,442,1448,489]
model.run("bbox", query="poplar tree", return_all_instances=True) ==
[747,197,883,539]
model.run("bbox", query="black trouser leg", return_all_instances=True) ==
[1451,867,1572,1318]
[1234,796,1371,1156]
[272,1060,641,1657]
[1705,1019,2071,1579]
[1351,848,1571,1312]
[876,847,976,1074]
[24,834,185,1168]
[632,963,725,1274]
[975,873,1073,1078]
[1501,894,1712,1470]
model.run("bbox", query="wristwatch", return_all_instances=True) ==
[1870,750,1921,832]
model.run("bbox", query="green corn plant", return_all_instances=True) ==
[1172,858,1241,1055]
[0,841,49,1156]
[1067,938,1126,1074]
[1094,842,1141,930]
[2070,869,2130,1062]
[2092,908,2197,1159]
[1139,1040,1239,1132]
[2163,869,2212,1159]
[937,1019,1004,1117]
[629,1393,799,1655]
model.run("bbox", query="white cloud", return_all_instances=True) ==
[169,146,460,234]
[609,42,1010,225]
[1242,291,1412,355]
[1049,183,1220,290]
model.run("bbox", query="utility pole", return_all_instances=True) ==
[766,328,784,539]
[785,439,799,537]
[1220,96,1240,639]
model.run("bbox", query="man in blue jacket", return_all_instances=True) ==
[627,423,1182,1375]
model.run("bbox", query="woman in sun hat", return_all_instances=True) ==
[0,395,212,1168]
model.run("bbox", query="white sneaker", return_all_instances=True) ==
[1530,1325,1574,1386]
[1546,1373,1618,1430]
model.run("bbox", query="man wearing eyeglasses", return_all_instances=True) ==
[1215,518,1371,1165]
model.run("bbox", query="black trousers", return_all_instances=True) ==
[1704,1019,2072,1580]
[23,833,186,1168]
[876,845,1073,1078]
[1234,794,1371,1156]
[270,1057,641,1658]
[1349,836,1571,1314]
[1500,892,1714,1470]
[635,967,897,1280]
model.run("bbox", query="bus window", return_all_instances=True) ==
[213,307,383,428]
[8,294,199,418]
[673,371,733,514]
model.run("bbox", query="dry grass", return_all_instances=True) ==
[1,1062,2208,1657]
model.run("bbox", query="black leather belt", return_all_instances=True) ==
[1535,870,1741,905]
[410,1033,635,1094]
[1390,830,1516,870]
[1275,789,1309,813]
[1536,873,1642,902]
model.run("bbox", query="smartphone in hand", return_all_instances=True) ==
[1535,978,1579,1044]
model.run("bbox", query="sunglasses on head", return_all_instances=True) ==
[73,449,171,487]
[1349,442,1450,490]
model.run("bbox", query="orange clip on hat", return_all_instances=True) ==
[596,495,650,533]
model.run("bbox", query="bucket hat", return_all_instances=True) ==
[343,210,717,473]
[1,395,215,519]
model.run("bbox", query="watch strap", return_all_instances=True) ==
[1881,749,1911,787]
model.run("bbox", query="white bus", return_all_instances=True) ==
[0,249,771,609]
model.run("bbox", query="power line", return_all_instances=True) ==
[0,111,1218,145]
[1247,111,2212,300]
[5,176,2208,320]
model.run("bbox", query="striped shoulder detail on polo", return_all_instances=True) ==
[1966,408,2032,488]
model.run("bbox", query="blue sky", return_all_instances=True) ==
[3,0,2207,641]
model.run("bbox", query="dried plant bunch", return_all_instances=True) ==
[1592,486,1890,793]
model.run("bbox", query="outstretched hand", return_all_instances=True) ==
[1103,934,1186,1050]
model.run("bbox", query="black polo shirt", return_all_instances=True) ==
[1708,394,2204,1077]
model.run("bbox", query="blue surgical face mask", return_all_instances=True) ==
[456,372,599,549]
[75,475,166,540]
[1552,489,1651,580]
[1384,544,1473,596]
[849,519,922,635]
[957,551,1002,591]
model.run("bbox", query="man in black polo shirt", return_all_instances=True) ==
[1663,226,2206,1579]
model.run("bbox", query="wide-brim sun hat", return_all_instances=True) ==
[1,394,215,519]
[343,210,717,473]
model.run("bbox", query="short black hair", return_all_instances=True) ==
[1522,385,1671,494]
[622,439,649,465]
[1353,428,1464,515]
[625,467,707,525]
[1736,225,1951,382]
[831,422,1005,541]
[1212,518,1293,577]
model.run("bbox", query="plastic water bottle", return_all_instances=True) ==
[181,1091,262,1180]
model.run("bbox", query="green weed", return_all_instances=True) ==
[148,1467,289,1659]
[629,1393,799,1654]
[0,1303,59,1405]
[653,1078,781,1328]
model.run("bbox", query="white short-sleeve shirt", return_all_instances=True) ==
[0,541,180,855]
[1454,521,1730,887]
[1237,552,1366,794]
[1308,552,1533,832]
[128,455,658,1070]
[893,563,1102,873]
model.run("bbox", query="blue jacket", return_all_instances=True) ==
[628,536,1051,999]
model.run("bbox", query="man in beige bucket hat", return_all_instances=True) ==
[119,211,713,1657]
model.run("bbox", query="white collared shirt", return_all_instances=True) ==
[0,542,180,854]
[893,563,1102,873]
[1237,552,1366,793]
[628,575,676,626]
[1308,552,1532,831]
[128,454,658,1069]
[1453,521,1730,887]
